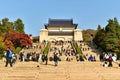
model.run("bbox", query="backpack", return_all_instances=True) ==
[108,57,112,61]
[8,50,12,58]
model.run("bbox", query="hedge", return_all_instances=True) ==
[73,41,83,56]
[43,42,51,54]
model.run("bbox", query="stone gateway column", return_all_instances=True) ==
[39,29,48,43]
[74,29,83,41]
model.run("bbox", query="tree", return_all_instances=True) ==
[2,18,9,26]
[82,29,96,42]
[4,39,14,50]
[114,18,120,39]
[19,33,32,47]
[0,18,14,34]
[0,25,7,36]
[4,30,32,48]
[14,19,24,33]
[0,36,6,58]
[97,24,102,31]
[93,28,105,46]
[7,22,14,30]
[94,17,120,54]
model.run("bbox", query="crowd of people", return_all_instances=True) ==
[2,41,120,68]
[100,52,117,67]
[49,41,77,66]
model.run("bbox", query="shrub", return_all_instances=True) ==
[0,36,6,59]
[43,42,51,54]
[73,41,83,56]
[0,46,5,59]
[12,47,22,54]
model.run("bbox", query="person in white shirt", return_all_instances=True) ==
[3,51,7,62]
[112,54,117,62]
[103,61,108,67]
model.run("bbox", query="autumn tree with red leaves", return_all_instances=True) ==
[4,40,14,50]
[0,18,31,55]
[4,30,32,48]
[19,33,32,47]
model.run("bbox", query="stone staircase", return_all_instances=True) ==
[0,59,120,80]
[48,42,76,61]
[21,43,45,54]
[0,42,120,80]
[0,61,38,80]
[77,42,100,61]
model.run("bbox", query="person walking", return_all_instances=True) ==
[20,51,25,62]
[5,47,13,67]
[53,53,59,66]
[44,54,48,65]
[108,56,113,67]
[38,53,42,63]
[2,51,7,62]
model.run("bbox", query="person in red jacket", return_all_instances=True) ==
[108,56,113,67]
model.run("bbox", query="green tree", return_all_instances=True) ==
[94,17,120,54]
[14,18,24,33]
[93,25,105,46]
[0,36,6,59]
[114,18,120,39]
[1,18,14,32]
[97,24,102,31]
[2,18,9,26]
[12,47,22,54]
[7,22,14,31]
[105,19,116,37]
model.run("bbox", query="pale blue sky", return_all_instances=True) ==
[0,0,120,36]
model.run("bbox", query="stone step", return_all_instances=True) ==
[0,60,120,80]
[0,40,120,80]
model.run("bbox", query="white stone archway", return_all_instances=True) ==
[57,37,65,41]
[49,38,56,42]
[67,38,73,41]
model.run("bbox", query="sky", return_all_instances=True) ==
[0,0,120,36]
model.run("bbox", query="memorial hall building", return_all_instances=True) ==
[39,19,83,42]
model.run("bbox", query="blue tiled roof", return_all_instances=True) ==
[45,19,78,29]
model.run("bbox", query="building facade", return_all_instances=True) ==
[39,19,83,42]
